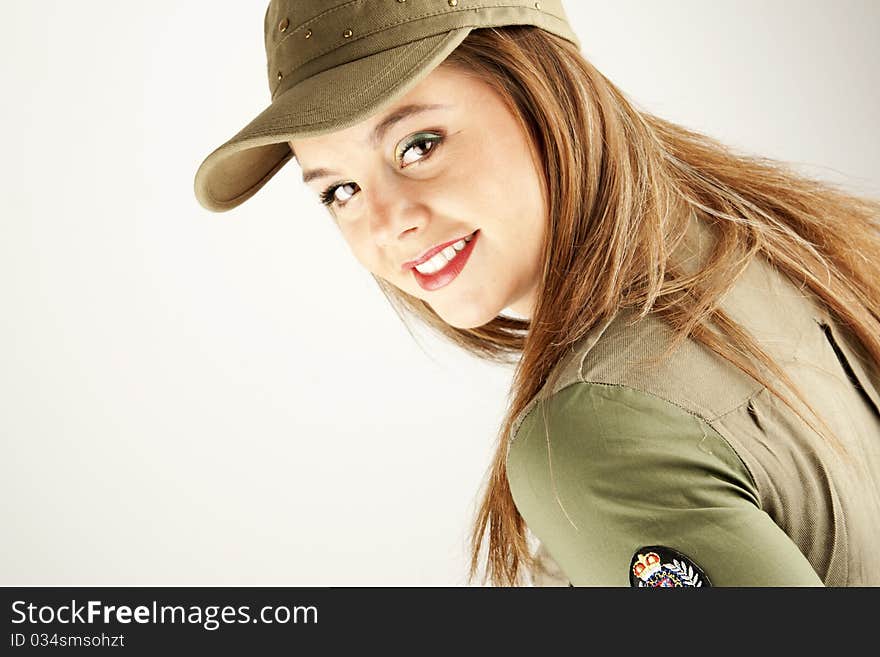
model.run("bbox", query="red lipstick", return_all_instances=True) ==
[410,230,479,292]
[401,230,477,272]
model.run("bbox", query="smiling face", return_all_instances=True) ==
[289,63,548,328]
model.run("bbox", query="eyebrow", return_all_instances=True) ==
[298,102,450,184]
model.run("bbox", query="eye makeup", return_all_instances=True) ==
[318,129,445,209]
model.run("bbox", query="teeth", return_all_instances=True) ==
[413,232,476,275]
[415,251,451,274]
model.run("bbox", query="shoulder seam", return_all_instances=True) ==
[580,380,763,507]
[707,387,768,512]
[509,379,764,509]
[575,314,620,382]
[580,379,715,425]
[507,380,584,457]
[574,312,763,419]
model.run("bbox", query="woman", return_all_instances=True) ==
[194,1,880,586]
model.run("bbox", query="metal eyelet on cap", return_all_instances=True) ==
[277,71,283,80]
[279,17,289,32]
[304,29,312,39]
[448,0,458,6]
[534,2,542,9]
[343,29,353,38]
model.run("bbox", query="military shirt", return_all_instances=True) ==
[506,213,880,586]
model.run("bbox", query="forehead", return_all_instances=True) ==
[288,63,485,156]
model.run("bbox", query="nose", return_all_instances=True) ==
[365,173,429,247]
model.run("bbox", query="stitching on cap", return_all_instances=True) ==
[273,2,566,82]
[276,1,565,56]
[278,5,564,65]
[276,9,459,87]
[275,0,363,52]
[266,39,425,126]
[254,35,445,132]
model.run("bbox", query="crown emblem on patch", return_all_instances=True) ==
[632,552,663,581]
[629,546,711,587]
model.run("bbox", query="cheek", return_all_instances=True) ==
[461,133,541,216]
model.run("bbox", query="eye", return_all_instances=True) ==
[320,182,357,208]
[318,131,444,210]
[396,132,443,167]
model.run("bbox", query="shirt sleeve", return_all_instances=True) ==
[506,381,824,586]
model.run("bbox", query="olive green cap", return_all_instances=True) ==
[193,0,581,212]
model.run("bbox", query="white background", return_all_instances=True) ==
[2,1,878,585]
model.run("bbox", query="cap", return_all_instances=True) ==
[193,0,581,212]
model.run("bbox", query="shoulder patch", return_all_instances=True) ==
[629,546,711,587]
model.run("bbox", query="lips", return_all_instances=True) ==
[401,230,477,272]
[410,229,479,292]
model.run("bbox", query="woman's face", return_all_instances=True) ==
[289,63,547,328]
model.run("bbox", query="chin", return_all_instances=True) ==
[435,303,501,330]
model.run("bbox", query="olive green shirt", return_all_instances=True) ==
[507,214,880,586]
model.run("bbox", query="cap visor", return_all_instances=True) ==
[194,27,473,212]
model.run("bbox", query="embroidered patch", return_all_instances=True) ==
[629,546,711,587]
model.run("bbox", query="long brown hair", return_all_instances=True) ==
[370,26,880,586]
